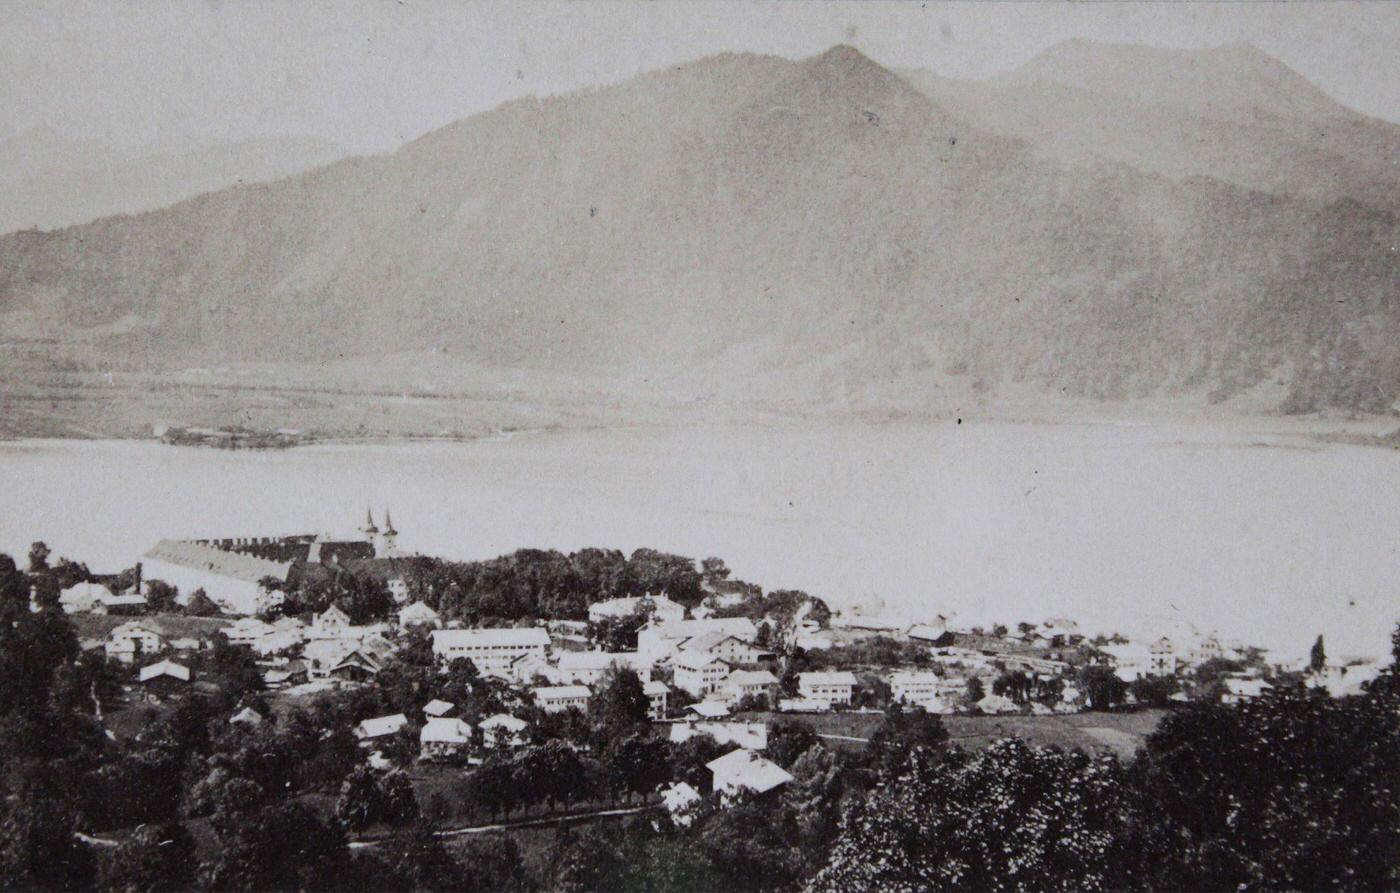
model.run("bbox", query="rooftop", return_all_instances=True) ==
[144,539,294,584]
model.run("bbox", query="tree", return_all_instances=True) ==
[1129,674,1179,708]
[144,580,179,613]
[27,542,51,573]
[993,669,1034,705]
[200,800,350,892]
[184,588,221,616]
[603,732,670,804]
[962,676,985,709]
[812,740,1139,892]
[337,764,386,832]
[866,705,948,780]
[767,718,822,769]
[1078,665,1127,711]
[1310,634,1327,672]
[0,785,97,892]
[588,666,650,744]
[783,744,844,874]
[102,822,197,892]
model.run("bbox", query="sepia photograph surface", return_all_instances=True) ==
[1,2,1398,890]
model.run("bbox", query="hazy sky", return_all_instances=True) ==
[3,0,1399,154]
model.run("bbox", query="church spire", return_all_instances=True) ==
[383,509,397,536]
[363,508,378,537]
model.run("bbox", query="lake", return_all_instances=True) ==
[1,419,1396,659]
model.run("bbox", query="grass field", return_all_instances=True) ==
[737,708,1169,759]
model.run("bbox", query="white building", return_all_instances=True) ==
[719,669,777,705]
[1222,677,1272,705]
[679,632,768,666]
[422,699,455,718]
[1149,638,1178,676]
[431,627,551,676]
[142,539,291,616]
[480,714,529,749]
[671,721,767,751]
[59,581,146,614]
[355,713,408,741]
[420,717,473,759]
[534,684,591,713]
[1100,643,1153,681]
[889,671,944,711]
[310,604,353,639]
[106,621,165,663]
[588,595,686,624]
[673,650,729,697]
[224,617,275,647]
[556,651,653,686]
[643,680,670,720]
[397,601,441,629]
[707,749,793,799]
[797,671,858,705]
[637,617,758,662]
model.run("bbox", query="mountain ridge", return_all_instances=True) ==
[2,42,1398,428]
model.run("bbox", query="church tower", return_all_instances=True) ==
[381,510,398,558]
[363,509,379,555]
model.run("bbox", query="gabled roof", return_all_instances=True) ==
[423,699,455,717]
[398,601,439,621]
[889,670,941,685]
[139,659,190,682]
[480,713,528,732]
[110,620,163,640]
[642,680,671,696]
[533,685,591,700]
[797,671,858,686]
[645,617,757,642]
[230,706,264,725]
[687,700,731,718]
[673,650,726,670]
[706,748,793,794]
[420,716,472,744]
[356,713,408,739]
[144,539,293,584]
[432,627,551,649]
[318,604,351,625]
[723,669,777,687]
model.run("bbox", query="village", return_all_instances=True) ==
[32,511,1382,815]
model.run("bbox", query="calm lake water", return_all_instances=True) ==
[1,420,1396,659]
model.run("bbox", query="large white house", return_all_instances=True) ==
[673,650,729,697]
[719,669,777,704]
[707,749,793,799]
[431,627,551,676]
[889,671,944,711]
[142,539,291,616]
[556,651,653,686]
[533,684,591,713]
[106,621,165,663]
[797,671,858,705]
[637,617,758,662]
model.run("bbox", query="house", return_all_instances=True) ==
[1149,638,1178,676]
[643,680,670,720]
[534,684,591,713]
[672,650,730,697]
[889,671,944,711]
[420,717,473,759]
[271,616,307,639]
[423,699,455,718]
[976,693,1020,715]
[224,617,275,647]
[588,594,687,624]
[557,651,653,686]
[263,660,309,688]
[795,634,833,651]
[637,617,758,662]
[397,601,441,629]
[719,669,777,705]
[1183,634,1225,668]
[778,697,831,713]
[250,629,304,656]
[679,632,768,666]
[907,623,955,647]
[355,713,409,742]
[1222,677,1272,705]
[511,652,564,685]
[59,581,147,615]
[136,659,191,702]
[797,671,858,705]
[671,721,767,751]
[106,621,165,663]
[1100,643,1153,682]
[142,539,291,615]
[480,714,529,749]
[431,627,551,677]
[686,700,731,719]
[311,604,353,639]
[303,638,383,681]
[661,782,702,826]
[707,749,793,799]
[230,705,264,726]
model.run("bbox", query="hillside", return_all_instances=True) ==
[1,43,1398,434]
[0,129,347,234]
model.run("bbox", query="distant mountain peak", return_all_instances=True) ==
[1007,38,1348,123]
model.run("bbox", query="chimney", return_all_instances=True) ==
[134,562,142,594]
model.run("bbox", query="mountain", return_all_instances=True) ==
[898,41,1400,208]
[1,43,1398,428]
[0,129,347,234]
